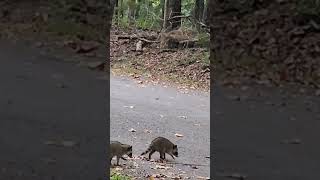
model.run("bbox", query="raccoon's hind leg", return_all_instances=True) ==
[148,150,156,159]
[159,152,165,160]
[116,156,120,166]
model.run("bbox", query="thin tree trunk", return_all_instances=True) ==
[160,0,165,19]
[128,0,136,25]
[118,0,124,19]
[194,0,204,29]
[163,0,170,30]
[135,0,142,19]
[203,0,208,24]
[113,0,119,25]
[169,0,181,30]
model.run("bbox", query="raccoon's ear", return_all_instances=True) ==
[173,145,177,148]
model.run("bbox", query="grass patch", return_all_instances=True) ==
[110,171,131,180]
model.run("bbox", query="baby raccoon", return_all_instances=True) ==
[141,137,178,160]
[110,141,133,166]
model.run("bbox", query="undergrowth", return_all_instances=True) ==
[110,172,131,180]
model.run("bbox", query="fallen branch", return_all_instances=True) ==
[168,15,192,21]
[138,37,160,43]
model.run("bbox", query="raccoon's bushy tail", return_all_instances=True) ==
[140,147,151,156]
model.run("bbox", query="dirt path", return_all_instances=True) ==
[110,75,210,179]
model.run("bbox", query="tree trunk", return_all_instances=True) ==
[112,0,119,25]
[194,0,204,29]
[203,0,208,24]
[128,0,136,25]
[135,0,142,19]
[169,0,181,30]
[163,0,170,30]
[160,0,165,18]
[118,0,124,19]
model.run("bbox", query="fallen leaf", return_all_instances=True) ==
[144,129,152,133]
[178,116,187,119]
[175,133,184,137]
[114,167,123,171]
[153,165,171,170]
[124,105,135,109]
[191,165,198,169]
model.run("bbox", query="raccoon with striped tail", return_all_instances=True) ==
[140,137,178,160]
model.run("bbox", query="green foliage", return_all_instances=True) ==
[116,16,130,29]
[134,0,162,29]
[196,32,209,47]
[202,51,210,65]
[113,0,201,30]
[182,0,195,16]
[110,172,131,180]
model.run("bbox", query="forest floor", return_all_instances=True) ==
[110,26,210,92]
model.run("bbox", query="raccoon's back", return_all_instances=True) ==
[110,141,123,156]
[150,137,174,150]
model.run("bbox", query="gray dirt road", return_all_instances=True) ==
[110,76,210,179]
[0,40,108,180]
